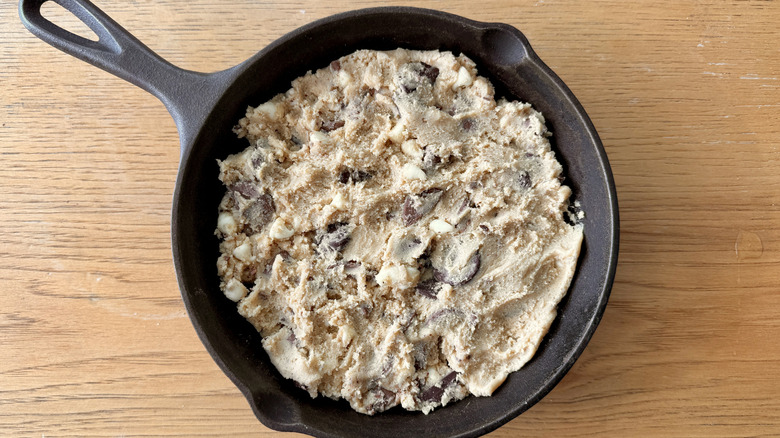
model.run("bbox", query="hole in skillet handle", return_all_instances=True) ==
[19,0,122,59]
[170,7,618,438]
[40,0,99,42]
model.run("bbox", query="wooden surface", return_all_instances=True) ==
[3,0,780,436]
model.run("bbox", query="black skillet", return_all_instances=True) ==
[20,1,619,436]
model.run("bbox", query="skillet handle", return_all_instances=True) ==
[18,0,231,151]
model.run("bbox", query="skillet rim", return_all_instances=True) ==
[171,6,619,438]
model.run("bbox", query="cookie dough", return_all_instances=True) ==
[216,49,583,415]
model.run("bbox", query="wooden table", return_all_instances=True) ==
[3,0,779,436]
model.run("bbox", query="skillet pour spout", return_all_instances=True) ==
[20,1,619,437]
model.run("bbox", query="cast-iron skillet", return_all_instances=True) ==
[20,0,619,436]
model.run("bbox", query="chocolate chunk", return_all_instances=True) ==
[352,170,372,182]
[330,60,341,71]
[321,119,345,132]
[344,260,361,269]
[440,371,458,388]
[420,371,459,404]
[564,201,583,226]
[419,62,440,84]
[417,252,432,270]
[402,188,444,226]
[382,355,395,377]
[339,167,373,184]
[407,237,422,249]
[378,386,396,401]
[426,308,461,325]
[251,155,264,167]
[358,302,372,317]
[398,62,439,94]
[460,118,474,131]
[415,278,440,299]
[433,250,481,287]
[287,136,303,151]
[401,309,418,332]
[243,192,275,232]
[338,169,351,184]
[421,385,444,403]
[231,181,260,199]
[518,171,532,189]
[455,216,471,232]
[413,342,429,370]
[241,264,257,283]
[467,313,479,329]
[457,197,470,214]
[316,223,352,256]
[318,222,351,252]
[371,386,396,413]
[402,200,420,225]
[250,148,265,167]
[422,148,442,171]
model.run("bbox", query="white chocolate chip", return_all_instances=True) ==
[269,218,295,240]
[224,278,248,302]
[429,219,455,233]
[401,139,423,158]
[310,131,331,145]
[453,66,473,89]
[217,212,238,235]
[376,264,419,288]
[330,192,348,210]
[338,70,351,87]
[558,185,572,201]
[402,163,427,181]
[255,101,279,119]
[376,265,400,286]
[339,325,357,345]
[388,120,406,143]
[233,242,252,262]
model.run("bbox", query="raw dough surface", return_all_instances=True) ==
[216,49,583,415]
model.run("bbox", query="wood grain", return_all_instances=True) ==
[3,0,779,436]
